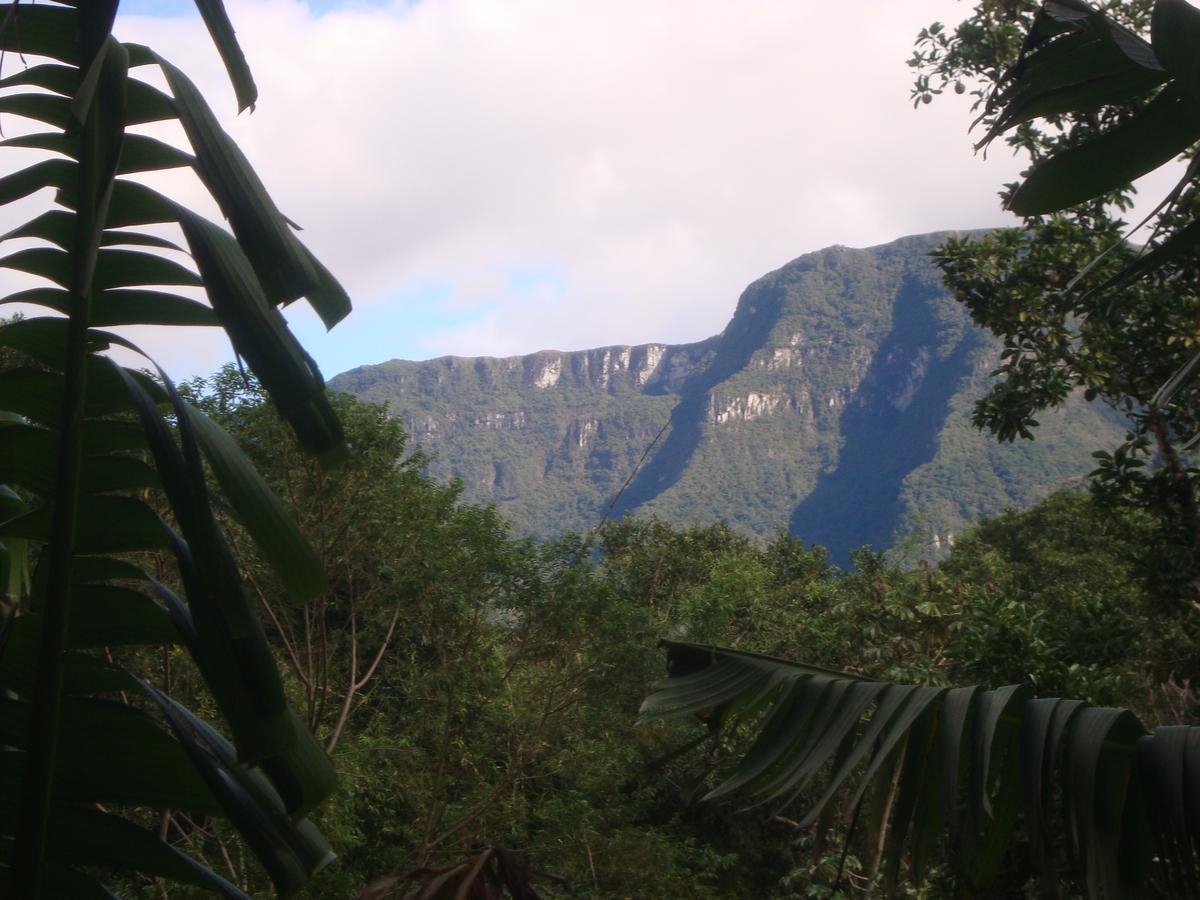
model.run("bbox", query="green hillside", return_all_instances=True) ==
[331,231,1124,563]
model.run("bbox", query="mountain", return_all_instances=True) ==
[331,231,1124,565]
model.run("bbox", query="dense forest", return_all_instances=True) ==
[127,371,1200,897]
[2,0,1199,898]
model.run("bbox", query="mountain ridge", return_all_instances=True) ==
[332,230,1123,563]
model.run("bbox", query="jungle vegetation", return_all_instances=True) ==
[114,372,1200,897]
[636,3,1200,899]
[0,0,1198,898]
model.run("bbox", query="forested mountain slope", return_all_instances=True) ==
[332,231,1122,563]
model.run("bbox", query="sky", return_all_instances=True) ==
[0,0,1124,379]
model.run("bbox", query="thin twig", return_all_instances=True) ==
[591,413,672,534]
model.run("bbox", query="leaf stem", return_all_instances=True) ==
[11,20,123,895]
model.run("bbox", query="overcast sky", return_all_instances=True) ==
[5,1,1051,378]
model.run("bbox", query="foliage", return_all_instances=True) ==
[360,846,546,900]
[0,3,350,895]
[910,0,1155,188]
[913,0,1200,596]
[629,12,1200,892]
[641,639,1200,900]
[137,376,1190,897]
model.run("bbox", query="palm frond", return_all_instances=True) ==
[641,641,1200,898]
[0,2,349,894]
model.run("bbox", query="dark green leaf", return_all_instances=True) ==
[156,54,320,304]
[0,3,80,64]
[0,495,170,553]
[1009,86,1200,215]
[0,421,158,496]
[125,76,177,125]
[144,687,334,896]
[0,159,74,207]
[66,584,176,648]
[0,247,71,288]
[1153,0,1200,105]
[177,210,346,462]
[980,29,1166,147]
[296,240,352,330]
[0,92,71,129]
[2,210,75,249]
[0,697,222,814]
[94,247,202,289]
[185,402,328,604]
[194,0,258,112]
[46,808,250,898]
[57,177,179,228]
[1136,727,1197,893]
[0,317,117,369]
[116,134,195,175]
[0,132,78,159]
[71,555,148,584]
[0,615,137,698]
[100,229,184,252]
[1064,708,1148,898]
[119,369,302,765]
[94,288,217,326]
[0,62,78,95]
[882,703,938,895]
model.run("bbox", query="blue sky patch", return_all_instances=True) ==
[286,280,490,375]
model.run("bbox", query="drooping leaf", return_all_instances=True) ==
[143,686,334,897]
[1137,727,1200,895]
[0,4,80,64]
[193,0,258,112]
[184,402,328,604]
[641,642,1200,899]
[118,368,297,755]
[176,210,346,462]
[979,27,1165,147]
[155,53,321,305]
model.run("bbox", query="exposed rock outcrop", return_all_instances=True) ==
[331,230,1121,565]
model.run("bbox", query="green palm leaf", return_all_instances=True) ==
[641,641,1200,898]
[0,1,350,895]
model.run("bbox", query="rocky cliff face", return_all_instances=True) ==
[331,231,1123,564]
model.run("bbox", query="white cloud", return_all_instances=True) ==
[7,0,1035,376]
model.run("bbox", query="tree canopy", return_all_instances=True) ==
[912,0,1200,599]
